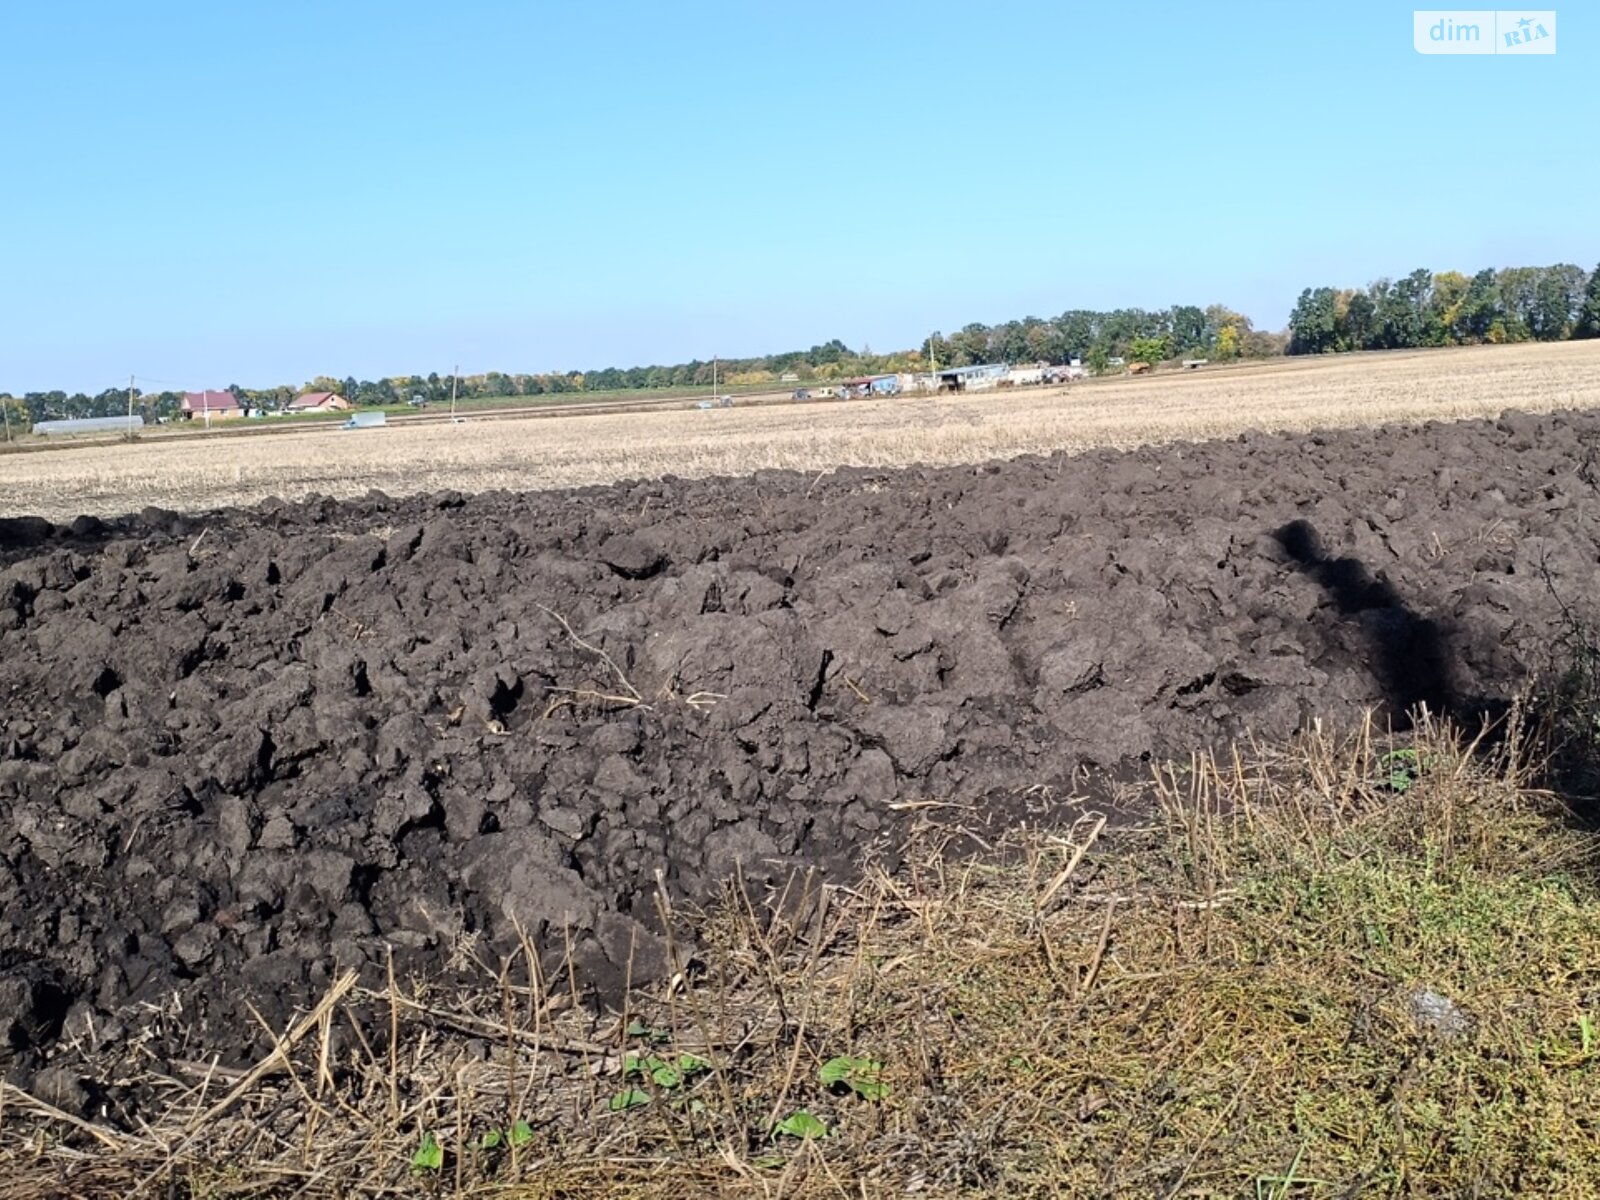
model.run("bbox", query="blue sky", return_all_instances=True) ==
[1,1,1592,393]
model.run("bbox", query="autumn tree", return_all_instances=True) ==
[1024,322,1057,363]
[1427,270,1470,345]
[1576,264,1600,339]
[1169,305,1207,356]
[1495,267,1539,340]
[1530,264,1586,339]
[1375,269,1433,349]
[0,396,30,437]
[1455,269,1501,342]
[1288,287,1342,354]
[1203,304,1251,359]
[1343,290,1376,349]
[1128,335,1171,366]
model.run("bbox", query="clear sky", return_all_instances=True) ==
[1,1,1592,393]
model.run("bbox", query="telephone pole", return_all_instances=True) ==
[127,374,136,430]
[450,365,459,420]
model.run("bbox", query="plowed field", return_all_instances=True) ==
[4,405,1599,1100]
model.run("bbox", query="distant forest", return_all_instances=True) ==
[1287,263,1600,354]
[5,263,1598,429]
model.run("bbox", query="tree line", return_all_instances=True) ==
[6,265,1597,432]
[1287,263,1600,355]
[926,305,1283,373]
[0,303,1283,431]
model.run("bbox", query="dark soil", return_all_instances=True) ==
[3,409,1599,1101]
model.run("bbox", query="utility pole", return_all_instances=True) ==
[2,399,11,443]
[451,364,459,420]
[127,374,136,432]
[712,355,718,399]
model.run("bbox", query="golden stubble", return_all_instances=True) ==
[5,340,1599,520]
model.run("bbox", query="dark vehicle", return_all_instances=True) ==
[792,388,811,400]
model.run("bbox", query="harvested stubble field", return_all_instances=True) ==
[5,368,1600,1194]
[5,340,1600,522]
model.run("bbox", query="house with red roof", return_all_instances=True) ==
[287,391,350,413]
[181,390,244,420]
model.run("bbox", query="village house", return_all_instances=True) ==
[287,391,350,413]
[181,390,244,420]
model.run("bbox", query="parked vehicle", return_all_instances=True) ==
[1043,365,1088,384]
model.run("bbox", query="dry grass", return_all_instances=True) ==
[6,341,1600,521]
[6,713,1600,1198]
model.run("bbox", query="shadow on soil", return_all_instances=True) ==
[1274,518,1513,729]
[1274,518,1600,820]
